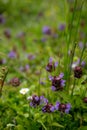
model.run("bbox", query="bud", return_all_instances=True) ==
[74,66,82,78]
[83,97,87,103]
[10,77,20,87]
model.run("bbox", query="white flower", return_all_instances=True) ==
[20,88,29,95]
[72,62,78,69]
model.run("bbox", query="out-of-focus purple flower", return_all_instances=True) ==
[72,59,86,69]
[81,61,85,67]
[55,102,60,110]
[8,51,16,59]
[4,29,11,39]
[0,15,5,24]
[46,57,58,72]
[79,31,85,40]
[58,24,66,31]
[42,26,51,35]
[78,41,83,49]
[83,97,87,103]
[65,103,71,114]
[0,59,6,65]
[19,64,30,72]
[10,77,20,87]
[55,102,71,114]
[41,37,47,43]
[40,78,46,85]
[49,75,53,81]
[16,32,25,38]
[25,64,30,71]
[52,34,58,38]
[51,73,65,91]
[27,54,35,60]
[42,103,55,113]
[29,95,48,108]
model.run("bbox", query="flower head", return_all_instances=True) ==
[8,51,16,59]
[20,88,29,95]
[10,77,20,87]
[0,15,5,24]
[55,102,71,114]
[29,95,48,108]
[51,73,65,91]
[42,103,55,113]
[46,57,58,72]
[42,26,51,35]
[74,66,82,78]
[4,29,11,39]
[83,97,87,103]
[58,24,66,31]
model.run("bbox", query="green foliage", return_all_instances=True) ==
[0,0,87,130]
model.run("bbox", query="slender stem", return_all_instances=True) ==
[64,0,77,80]
[71,78,76,96]
[0,70,9,96]
[38,68,42,96]
[79,41,87,65]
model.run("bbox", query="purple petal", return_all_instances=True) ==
[51,86,56,91]
[78,41,83,49]
[8,51,16,58]
[55,102,60,110]
[61,80,66,87]
[35,96,39,101]
[49,57,53,63]
[65,103,71,114]
[54,62,58,67]
[58,24,66,31]
[49,75,53,81]
[66,103,71,109]
[46,66,49,71]
[50,106,55,112]
[59,73,64,78]
[81,61,85,67]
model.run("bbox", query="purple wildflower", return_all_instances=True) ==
[74,66,83,78]
[4,29,11,39]
[10,77,20,87]
[55,102,71,114]
[42,103,55,113]
[29,95,48,108]
[16,32,25,38]
[72,59,86,69]
[46,57,58,72]
[27,54,35,60]
[41,37,47,43]
[8,51,16,59]
[83,97,87,103]
[42,26,51,35]
[58,24,66,31]
[0,15,5,24]
[78,41,83,49]
[51,73,65,91]
[0,59,6,65]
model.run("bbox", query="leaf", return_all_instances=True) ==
[7,123,15,127]
[79,126,87,130]
[37,120,47,130]
[51,122,64,128]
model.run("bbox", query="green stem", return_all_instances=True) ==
[64,0,77,80]
[0,69,8,96]
[71,78,76,96]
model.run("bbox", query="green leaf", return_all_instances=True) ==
[51,122,64,128]
[7,123,15,127]
[37,120,47,130]
[79,126,87,130]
